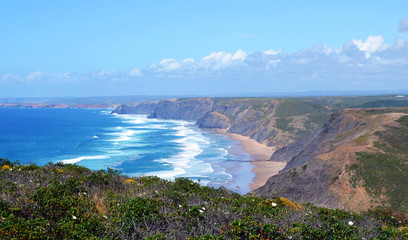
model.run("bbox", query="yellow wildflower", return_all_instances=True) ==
[56,168,64,173]
[1,165,11,170]
[279,197,302,210]
[124,178,136,184]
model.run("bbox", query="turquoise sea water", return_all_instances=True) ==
[0,108,254,193]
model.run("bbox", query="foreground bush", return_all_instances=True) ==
[0,158,407,239]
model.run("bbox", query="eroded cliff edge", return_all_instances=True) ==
[112,98,331,148]
[254,108,408,213]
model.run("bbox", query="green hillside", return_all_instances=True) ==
[1,159,407,239]
[350,114,408,211]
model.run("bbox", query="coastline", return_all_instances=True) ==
[209,128,286,191]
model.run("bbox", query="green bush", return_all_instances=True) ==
[1,159,407,239]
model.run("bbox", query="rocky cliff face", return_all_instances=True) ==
[271,110,361,168]
[112,98,330,148]
[254,108,408,213]
[197,112,231,129]
[148,98,214,121]
[113,101,162,115]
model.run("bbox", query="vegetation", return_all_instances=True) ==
[349,115,408,212]
[357,100,408,108]
[1,159,407,239]
[275,117,294,132]
[274,100,329,118]
[359,108,408,115]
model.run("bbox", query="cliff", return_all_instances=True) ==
[113,99,408,213]
[112,98,331,148]
[254,108,408,213]
[113,101,158,114]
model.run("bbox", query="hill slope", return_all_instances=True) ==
[254,108,408,213]
[0,160,407,239]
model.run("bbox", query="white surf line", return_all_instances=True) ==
[61,155,110,164]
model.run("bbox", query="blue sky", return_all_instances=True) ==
[0,1,407,97]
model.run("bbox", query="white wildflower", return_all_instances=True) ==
[348,221,354,226]
[72,215,77,220]
[83,192,87,195]
[179,205,182,208]
[199,209,204,213]
[272,202,277,207]
[103,215,108,219]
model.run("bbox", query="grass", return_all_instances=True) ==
[354,132,370,145]
[212,97,274,107]
[274,100,329,118]
[357,100,408,108]
[348,115,408,211]
[275,117,294,132]
[307,112,331,126]
[359,108,408,116]
[1,159,408,239]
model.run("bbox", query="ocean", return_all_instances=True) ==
[0,108,254,193]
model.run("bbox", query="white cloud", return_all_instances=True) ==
[26,71,43,80]
[1,73,19,82]
[160,58,175,64]
[151,58,183,72]
[199,49,247,70]
[264,49,281,56]
[232,49,247,60]
[128,68,142,77]
[183,58,194,64]
[1,36,407,95]
[164,62,182,71]
[352,35,385,58]
[398,17,408,32]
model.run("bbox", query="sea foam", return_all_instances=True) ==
[61,155,110,164]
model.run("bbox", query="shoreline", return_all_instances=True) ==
[209,128,286,191]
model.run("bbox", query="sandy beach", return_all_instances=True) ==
[210,128,286,191]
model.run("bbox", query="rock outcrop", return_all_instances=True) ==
[197,112,231,129]
[113,101,157,114]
